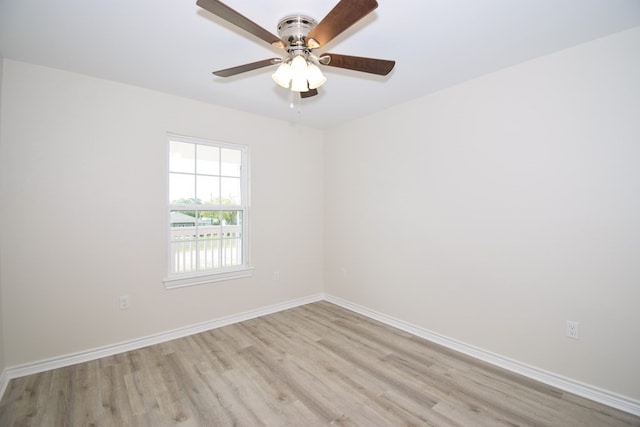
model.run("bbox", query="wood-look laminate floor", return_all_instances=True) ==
[0,301,638,426]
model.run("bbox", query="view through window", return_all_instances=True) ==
[166,134,250,286]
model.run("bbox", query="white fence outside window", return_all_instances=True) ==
[170,225,242,273]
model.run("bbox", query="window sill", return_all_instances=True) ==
[163,266,254,289]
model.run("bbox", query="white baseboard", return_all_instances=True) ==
[1,293,323,390]
[0,369,9,403]
[323,294,640,417]
[1,292,638,418]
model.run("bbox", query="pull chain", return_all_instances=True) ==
[289,91,302,114]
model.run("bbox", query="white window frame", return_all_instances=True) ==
[163,133,252,289]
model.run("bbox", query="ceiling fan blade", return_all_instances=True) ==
[300,88,319,98]
[213,58,281,77]
[305,0,378,49]
[196,0,287,49]
[321,53,395,75]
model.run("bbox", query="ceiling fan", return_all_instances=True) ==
[196,0,395,98]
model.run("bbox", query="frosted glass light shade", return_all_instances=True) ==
[290,55,309,92]
[291,74,309,92]
[272,63,292,88]
[291,55,307,72]
[306,63,326,89]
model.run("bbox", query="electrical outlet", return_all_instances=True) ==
[566,321,579,339]
[119,295,129,310]
[273,271,280,281]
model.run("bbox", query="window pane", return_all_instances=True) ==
[170,210,198,273]
[197,145,219,175]
[170,210,198,227]
[221,148,242,177]
[196,211,220,270]
[170,141,195,173]
[221,177,241,205]
[221,210,241,226]
[197,176,220,204]
[169,173,195,204]
[221,211,242,267]
[198,210,221,226]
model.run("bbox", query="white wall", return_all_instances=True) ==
[0,55,6,374]
[0,60,324,366]
[325,27,640,400]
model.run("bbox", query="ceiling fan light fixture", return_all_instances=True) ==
[290,55,309,92]
[306,63,326,90]
[199,0,395,100]
[290,54,307,72]
[290,74,309,92]
[272,62,292,88]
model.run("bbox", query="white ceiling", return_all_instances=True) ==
[1,0,639,129]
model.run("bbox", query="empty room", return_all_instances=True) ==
[0,0,639,425]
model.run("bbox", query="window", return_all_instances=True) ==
[164,134,251,288]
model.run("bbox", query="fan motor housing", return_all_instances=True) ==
[277,15,317,47]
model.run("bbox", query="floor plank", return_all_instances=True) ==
[0,301,638,426]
